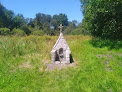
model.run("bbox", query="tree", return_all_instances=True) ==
[27,18,34,28]
[72,20,79,27]
[20,25,31,35]
[0,2,73,36]
[12,14,26,28]
[64,23,76,35]
[0,3,14,29]
[34,13,51,27]
[80,0,122,39]
[52,13,68,30]
[50,19,58,30]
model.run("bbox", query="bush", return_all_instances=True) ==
[63,24,75,35]
[72,28,90,35]
[20,25,31,35]
[50,29,59,36]
[71,28,83,35]
[31,30,44,36]
[12,28,26,36]
[0,28,11,35]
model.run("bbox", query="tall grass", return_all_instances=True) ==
[0,35,121,92]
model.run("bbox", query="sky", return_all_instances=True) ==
[0,0,83,22]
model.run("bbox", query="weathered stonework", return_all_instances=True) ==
[51,32,71,64]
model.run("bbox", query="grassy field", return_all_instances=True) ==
[0,35,122,92]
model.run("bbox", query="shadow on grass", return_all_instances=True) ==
[70,54,74,63]
[89,38,122,50]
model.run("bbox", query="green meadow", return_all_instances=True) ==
[0,35,122,92]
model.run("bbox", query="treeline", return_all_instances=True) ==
[0,3,88,36]
[1,0,120,39]
[80,0,122,39]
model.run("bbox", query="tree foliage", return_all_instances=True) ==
[0,28,10,35]
[12,28,26,36]
[64,22,76,35]
[0,3,14,28]
[80,0,122,39]
[0,2,84,36]
[52,13,68,26]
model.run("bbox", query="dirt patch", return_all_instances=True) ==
[108,51,122,57]
[105,66,113,72]
[117,61,122,67]
[10,62,34,72]
[96,54,114,59]
[11,69,16,73]
[19,62,34,69]
[42,60,50,64]
[104,61,110,65]
[107,88,112,92]
[39,67,43,71]
[45,62,77,71]
[101,60,113,72]
[96,54,115,72]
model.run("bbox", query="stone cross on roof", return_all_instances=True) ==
[58,24,63,33]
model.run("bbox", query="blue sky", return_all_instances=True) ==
[0,0,83,22]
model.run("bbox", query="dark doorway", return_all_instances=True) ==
[55,51,59,61]
[59,48,64,61]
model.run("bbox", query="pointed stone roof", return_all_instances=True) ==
[52,32,70,51]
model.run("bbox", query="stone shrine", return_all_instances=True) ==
[51,24,71,64]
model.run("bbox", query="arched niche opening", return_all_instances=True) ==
[59,48,63,54]
[59,48,64,58]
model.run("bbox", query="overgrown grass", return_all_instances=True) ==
[0,35,121,92]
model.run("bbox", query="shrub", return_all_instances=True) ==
[31,30,44,36]
[70,28,89,35]
[12,28,26,36]
[0,28,11,35]
[71,28,83,35]
[20,25,31,35]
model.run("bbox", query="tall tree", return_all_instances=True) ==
[53,13,68,25]
[34,13,51,26]
[0,3,14,28]
[80,0,122,39]
[12,14,27,28]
